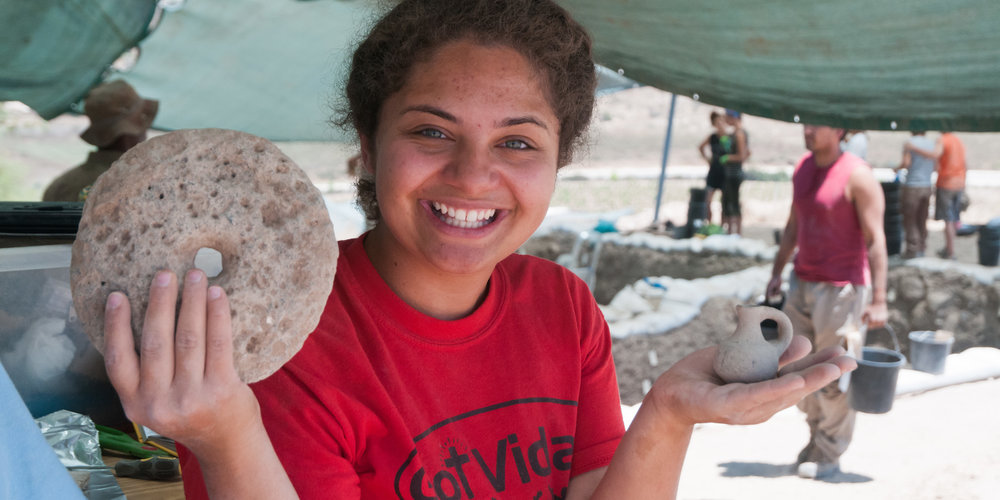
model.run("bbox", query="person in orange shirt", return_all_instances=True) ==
[907,132,967,259]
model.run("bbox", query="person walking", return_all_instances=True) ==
[767,124,888,480]
[907,132,967,259]
[698,110,731,227]
[894,131,936,258]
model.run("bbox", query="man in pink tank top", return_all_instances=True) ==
[766,124,888,480]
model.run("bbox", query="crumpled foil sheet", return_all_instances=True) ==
[36,409,125,500]
[36,409,103,468]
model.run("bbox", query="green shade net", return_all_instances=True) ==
[0,0,157,120]
[563,0,1000,131]
[120,1,638,141]
[114,0,375,142]
[3,0,1000,138]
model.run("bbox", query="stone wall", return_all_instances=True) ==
[884,266,1000,359]
[523,231,1000,404]
[520,230,768,304]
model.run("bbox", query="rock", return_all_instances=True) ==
[71,128,338,383]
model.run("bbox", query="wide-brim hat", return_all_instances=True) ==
[80,80,159,147]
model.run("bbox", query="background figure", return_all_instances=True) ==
[767,124,888,480]
[894,131,936,258]
[42,80,157,202]
[841,130,868,161]
[697,110,730,226]
[345,153,362,177]
[907,132,967,259]
[720,109,749,235]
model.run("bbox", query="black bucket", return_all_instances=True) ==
[978,222,1000,266]
[881,182,902,256]
[683,188,708,238]
[848,326,906,414]
[908,330,954,375]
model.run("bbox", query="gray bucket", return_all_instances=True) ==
[849,326,906,414]
[908,330,954,375]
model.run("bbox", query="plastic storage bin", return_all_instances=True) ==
[0,244,127,427]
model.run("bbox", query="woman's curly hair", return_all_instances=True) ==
[337,0,596,223]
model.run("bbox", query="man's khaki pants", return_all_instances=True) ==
[785,274,869,464]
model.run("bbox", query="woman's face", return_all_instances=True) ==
[712,115,726,131]
[364,40,560,277]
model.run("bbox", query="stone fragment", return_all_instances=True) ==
[71,128,338,383]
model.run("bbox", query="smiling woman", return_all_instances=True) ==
[98,1,857,499]
[361,40,563,319]
[344,0,598,225]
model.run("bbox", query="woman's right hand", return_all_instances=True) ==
[103,269,262,458]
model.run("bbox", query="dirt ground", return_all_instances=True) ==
[676,377,1000,500]
[551,88,1000,498]
[523,229,1000,405]
[539,224,1000,498]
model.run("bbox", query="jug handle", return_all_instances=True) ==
[761,308,794,358]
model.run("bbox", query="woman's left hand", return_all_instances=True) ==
[644,335,856,427]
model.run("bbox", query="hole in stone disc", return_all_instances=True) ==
[194,247,223,278]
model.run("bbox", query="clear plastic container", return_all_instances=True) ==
[0,244,127,427]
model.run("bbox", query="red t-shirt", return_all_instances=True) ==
[792,152,871,286]
[180,235,625,499]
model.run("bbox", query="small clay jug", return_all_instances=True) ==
[713,304,793,384]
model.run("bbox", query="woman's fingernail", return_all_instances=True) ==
[208,286,222,300]
[187,269,203,284]
[107,292,123,311]
[154,271,172,287]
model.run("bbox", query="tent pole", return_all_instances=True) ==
[653,93,677,224]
